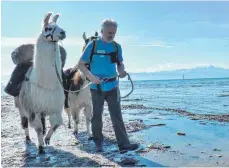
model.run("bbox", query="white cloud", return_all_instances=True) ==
[115,35,139,44]
[1,35,140,47]
[195,21,229,29]
[127,44,173,48]
[126,40,173,48]
[1,37,37,47]
[2,36,173,49]
[1,37,84,47]
[61,37,84,46]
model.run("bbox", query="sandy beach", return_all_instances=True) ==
[1,94,229,167]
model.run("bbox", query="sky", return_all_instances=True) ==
[1,1,229,83]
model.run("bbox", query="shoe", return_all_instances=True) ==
[119,143,139,151]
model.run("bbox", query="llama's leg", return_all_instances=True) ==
[64,108,71,129]
[41,113,46,135]
[18,105,30,142]
[21,116,31,142]
[31,113,44,154]
[64,92,71,128]
[44,113,62,145]
[71,106,80,137]
[44,125,59,145]
[84,105,93,140]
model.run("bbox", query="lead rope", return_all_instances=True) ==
[118,73,134,99]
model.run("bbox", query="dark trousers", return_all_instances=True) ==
[90,87,130,148]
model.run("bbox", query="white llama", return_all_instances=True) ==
[15,12,66,154]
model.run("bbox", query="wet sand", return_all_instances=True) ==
[1,95,229,167]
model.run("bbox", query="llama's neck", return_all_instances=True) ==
[34,35,62,90]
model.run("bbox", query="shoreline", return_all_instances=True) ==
[1,95,229,167]
[121,104,229,123]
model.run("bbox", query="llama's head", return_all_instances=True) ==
[81,32,98,51]
[82,31,98,44]
[41,12,66,42]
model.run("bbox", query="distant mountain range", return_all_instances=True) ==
[127,66,229,80]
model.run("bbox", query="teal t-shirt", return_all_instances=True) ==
[80,38,123,91]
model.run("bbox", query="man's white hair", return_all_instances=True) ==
[101,18,118,31]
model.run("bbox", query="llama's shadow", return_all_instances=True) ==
[22,141,101,167]
[74,131,165,167]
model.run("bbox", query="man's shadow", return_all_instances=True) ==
[74,131,165,167]
[22,141,102,167]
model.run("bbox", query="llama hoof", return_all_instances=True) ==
[38,146,45,154]
[73,130,78,137]
[45,138,50,145]
[68,125,71,129]
[88,136,93,141]
[26,136,31,142]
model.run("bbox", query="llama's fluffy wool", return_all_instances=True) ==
[19,34,64,127]
[68,70,92,137]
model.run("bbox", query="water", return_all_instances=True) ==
[119,78,229,115]
[118,78,229,166]
[2,78,229,115]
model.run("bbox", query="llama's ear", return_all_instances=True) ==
[95,31,98,36]
[82,32,87,41]
[52,13,60,24]
[43,12,52,26]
